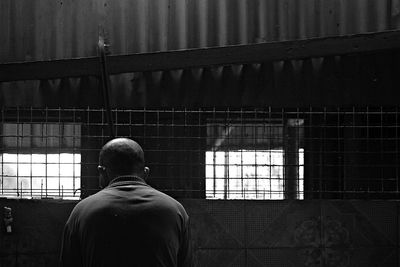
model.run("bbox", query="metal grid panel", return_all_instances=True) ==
[0,107,399,200]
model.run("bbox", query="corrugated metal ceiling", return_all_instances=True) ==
[1,0,400,62]
[2,0,400,108]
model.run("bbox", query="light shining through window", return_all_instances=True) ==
[0,153,81,199]
[206,149,304,200]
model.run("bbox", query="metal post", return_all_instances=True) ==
[98,32,115,139]
[284,118,300,199]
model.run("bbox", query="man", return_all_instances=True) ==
[60,138,192,267]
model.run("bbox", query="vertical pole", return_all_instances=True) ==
[98,32,115,139]
[284,118,300,199]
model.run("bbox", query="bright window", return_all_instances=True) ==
[206,149,304,199]
[206,120,304,200]
[0,153,80,199]
[0,123,81,199]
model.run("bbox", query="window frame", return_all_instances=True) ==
[0,108,83,200]
[205,117,304,200]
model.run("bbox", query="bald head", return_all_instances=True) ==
[99,138,145,178]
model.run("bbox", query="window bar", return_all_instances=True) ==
[350,106,357,198]
[1,108,4,195]
[183,108,188,195]
[268,107,272,199]
[282,108,286,199]
[240,109,244,199]
[101,107,105,145]
[380,107,384,194]
[224,108,230,199]
[45,107,48,198]
[129,109,133,142]
[156,110,160,190]
[366,106,370,196]
[86,107,91,196]
[321,107,327,199]
[337,107,342,199]
[73,108,77,198]
[58,107,62,198]
[297,107,301,199]
[16,107,20,197]
[254,108,258,199]
[197,108,202,198]
[171,108,175,191]
[308,106,313,199]
[29,107,33,198]
[224,145,229,199]
[396,107,399,195]
[351,107,355,198]
[115,108,118,137]
[142,108,146,168]
[284,110,299,200]
[212,108,217,198]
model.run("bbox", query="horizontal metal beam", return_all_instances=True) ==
[1,30,400,82]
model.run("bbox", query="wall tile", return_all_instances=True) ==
[17,253,58,267]
[247,201,321,248]
[325,247,398,267]
[184,200,245,249]
[0,234,17,254]
[321,201,397,248]
[247,248,322,267]
[193,249,245,267]
[0,254,16,267]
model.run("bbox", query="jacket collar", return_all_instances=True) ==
[107,175,147,188]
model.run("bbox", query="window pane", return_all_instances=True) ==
[0,153,80,199]
[206,148,302,200]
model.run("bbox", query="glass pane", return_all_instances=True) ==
[204,147,303,200]
[0,153,80,199]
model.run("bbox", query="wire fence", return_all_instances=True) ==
[0,107,399,200]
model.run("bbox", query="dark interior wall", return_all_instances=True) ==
[0,199,74,267]
[304,107,400,199]
[0,199,398,267]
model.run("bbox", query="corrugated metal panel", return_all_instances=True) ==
[1,0,400,63]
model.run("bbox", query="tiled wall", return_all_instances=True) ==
[0,199,398,267]
[186,200,399,267]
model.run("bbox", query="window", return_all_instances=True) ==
[206,119,304,200]
[0,123,81,199]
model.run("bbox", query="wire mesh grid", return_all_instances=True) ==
[0,107,399,200]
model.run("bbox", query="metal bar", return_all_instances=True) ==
[284,116,299,199]
[2,30,400,82]
[98,34,115,139]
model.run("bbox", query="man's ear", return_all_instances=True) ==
[98,166,108,188]
[143,167,150,180]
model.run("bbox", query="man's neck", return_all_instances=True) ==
[108,175,146,186]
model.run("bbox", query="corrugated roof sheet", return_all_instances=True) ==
[2,0,400,62]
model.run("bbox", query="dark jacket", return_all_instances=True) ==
[60,176,192,267]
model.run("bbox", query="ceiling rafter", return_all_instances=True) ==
[1,30,400,82]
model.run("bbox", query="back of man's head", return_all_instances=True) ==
[99,138,145,177]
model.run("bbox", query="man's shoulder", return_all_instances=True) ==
[150,189,189,216]
[69,191,107,217]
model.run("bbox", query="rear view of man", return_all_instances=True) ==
[60,138,192,267]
